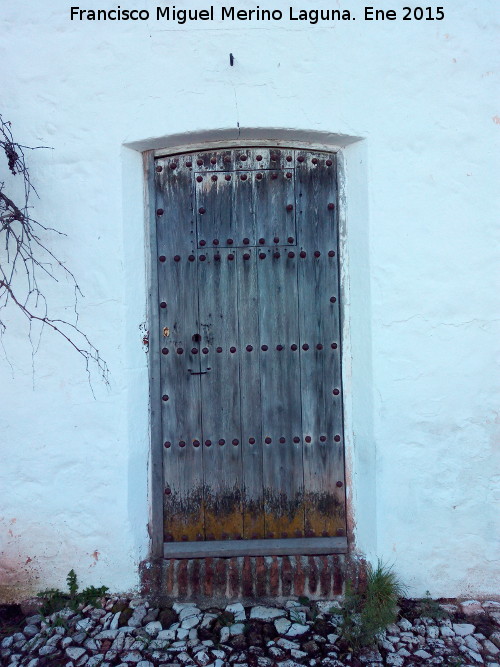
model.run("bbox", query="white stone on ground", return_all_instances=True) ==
[158,624,178,640]
[484,639,500,655]
[276,637,300,649]
[461,600,486,616]
[285,623,310,637]
[250,605,285,621]
[453,622,476,636]
[3,594,500,667]
[316,600,340,614]
[172,601,196,612]
[144,620,162,636]
[386,655,404,666]
[179,606,201,620]
[226,602,246,621]
[182,614,202,629]
[229,623,246,635]
[275,617,292,634]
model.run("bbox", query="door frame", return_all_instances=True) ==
[144,140,350,560]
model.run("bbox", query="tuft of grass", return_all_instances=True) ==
[417,590,448,620]
[37,570,108,615]
[339,560,407,650]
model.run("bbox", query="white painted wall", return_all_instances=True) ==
[1,0,498,600]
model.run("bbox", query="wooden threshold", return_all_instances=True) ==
[163,536,347,559]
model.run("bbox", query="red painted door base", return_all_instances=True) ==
[141,554,346,605]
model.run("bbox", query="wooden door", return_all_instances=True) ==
[155,148,345,545]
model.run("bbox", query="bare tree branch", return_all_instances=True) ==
[0,113,109,388]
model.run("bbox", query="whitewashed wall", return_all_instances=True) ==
[1,0,498,601]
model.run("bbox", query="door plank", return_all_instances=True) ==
[195,169,240,248]
[236,248,264,538]
[254,169,296,247]
[258,247,304,538]
[296,150,345,537]
[156,156,204,542]
[197,247,244,540]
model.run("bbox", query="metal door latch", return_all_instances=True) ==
[188,367,211,375]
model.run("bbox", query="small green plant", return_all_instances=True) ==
[417,590,448,620]
[216,611,235,627]
[67,569,78,598]
[338,560,407,650]
[37,569,108,614]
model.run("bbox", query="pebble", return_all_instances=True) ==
[110,611,121,629]
[414,649,432,659]
[484,639,500,655]
[286,623,310,637]
[66,646,87,660]
[462,600,486,616]
[460,644,485,663]
[250,605,285,621]
[276,637,301,650]
[179,606,201,620]
[275,617,292,634]
[76,617,93,631]
[121,650,143,662]
[128,607,148,627]
[441,626,455,637]
[230,623,246,636]
[158,625,178,640]
[398,619,412,631]
[226,603,246,621]
[144,620,162,636]
[1,594,499,666]
[23,625,39,638]
[454,622,476,636]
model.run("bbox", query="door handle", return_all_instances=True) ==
[188,367,211,375]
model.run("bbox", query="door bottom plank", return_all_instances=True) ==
[163,536,347,559]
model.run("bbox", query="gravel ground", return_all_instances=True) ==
[1,596,499,666]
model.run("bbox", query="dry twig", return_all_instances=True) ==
[0,114,109,388]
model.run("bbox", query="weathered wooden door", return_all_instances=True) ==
[155,148,345,545]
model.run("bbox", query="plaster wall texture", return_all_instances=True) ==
[0,0,498,601]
